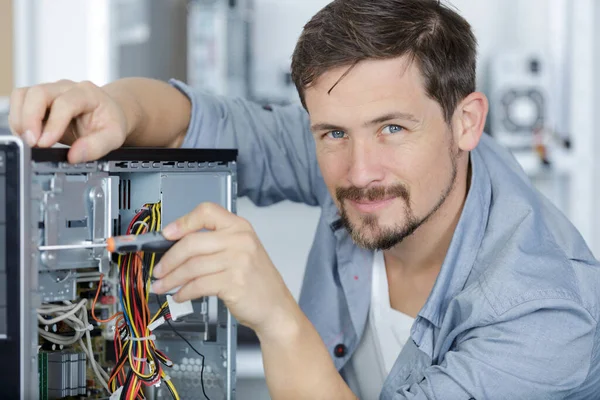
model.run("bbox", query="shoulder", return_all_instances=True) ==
[470,135,600,319]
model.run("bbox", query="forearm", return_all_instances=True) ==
[102,78,190,148]
[257,306,357,400]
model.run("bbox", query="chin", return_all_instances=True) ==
[341,208,421,251]
[344,218,399,250]
[349,206,404,228]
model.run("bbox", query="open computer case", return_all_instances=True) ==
[0,131,238,400]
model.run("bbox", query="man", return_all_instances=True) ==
[9,0,600,398]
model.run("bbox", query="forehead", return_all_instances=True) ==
[304,56,431,118]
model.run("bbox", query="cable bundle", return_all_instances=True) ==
[103,202,180,400]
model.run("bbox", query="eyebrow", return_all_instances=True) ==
[310,111,420,132]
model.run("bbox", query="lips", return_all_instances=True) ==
[348,198,395,213]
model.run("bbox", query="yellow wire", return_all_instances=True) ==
[161,369,181,400]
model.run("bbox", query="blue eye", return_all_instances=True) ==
[382,125,404,135]
[327,130,346,139]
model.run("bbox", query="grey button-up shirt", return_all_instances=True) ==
[171,79,600,399]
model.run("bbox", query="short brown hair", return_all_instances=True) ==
[291,0,477,123]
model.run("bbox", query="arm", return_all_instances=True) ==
[258,304,358,400]
[386,299,597,399]
[110,78,324,206]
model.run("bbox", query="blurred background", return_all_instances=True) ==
[1,0,599,398]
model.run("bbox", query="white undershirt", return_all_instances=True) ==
[347,251,415,399]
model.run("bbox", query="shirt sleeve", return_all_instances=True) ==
[168,79,326,208]
[387,299,597,400]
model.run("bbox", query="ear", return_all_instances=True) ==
[452,92,488,151]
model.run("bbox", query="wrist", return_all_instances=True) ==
[255,299,305,346]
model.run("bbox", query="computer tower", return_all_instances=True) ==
[0,131,238,400]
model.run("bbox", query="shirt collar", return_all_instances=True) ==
[417,147,492,327]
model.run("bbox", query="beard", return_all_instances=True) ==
[336,148,459,251]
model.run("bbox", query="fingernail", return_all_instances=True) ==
[162,224,178,238]
[151,280,163,293]
[23,130,36,147]
[153,263,162,277]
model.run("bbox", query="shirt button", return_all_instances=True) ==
[334,344,347,358]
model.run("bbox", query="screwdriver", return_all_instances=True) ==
[38,231,177,254]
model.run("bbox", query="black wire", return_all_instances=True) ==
[155,294,211,400]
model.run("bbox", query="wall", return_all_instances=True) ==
[0,0,13,97]
[568,0,600,256]
[250,0,330,103]
[118,0,188,82]
[33,0,113,86]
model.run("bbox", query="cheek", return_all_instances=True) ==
[386,141,447,206]
[316,148,349,191]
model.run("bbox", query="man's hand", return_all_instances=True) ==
[9,77,191,162]
[9,80,130,163]
[151,202,298,339]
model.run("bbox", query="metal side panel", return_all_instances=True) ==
[160,171,232,227]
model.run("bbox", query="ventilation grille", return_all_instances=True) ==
[118,179,132,210]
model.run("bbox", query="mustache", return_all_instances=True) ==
[336,184,410,203]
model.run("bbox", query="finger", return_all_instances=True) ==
[37,82,100,148]
[172,272,229,302]
[153,230,229,279]
[20,81,74,145]
[151,253,228,295]
[162,202,241,240]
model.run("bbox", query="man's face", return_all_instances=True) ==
[305,57,460,250]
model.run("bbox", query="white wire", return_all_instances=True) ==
[37,299,88,324]
[38,328,82,346]
[37,302,89,345]
[80,307,111,388]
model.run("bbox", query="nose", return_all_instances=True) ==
[346,138,385,188]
